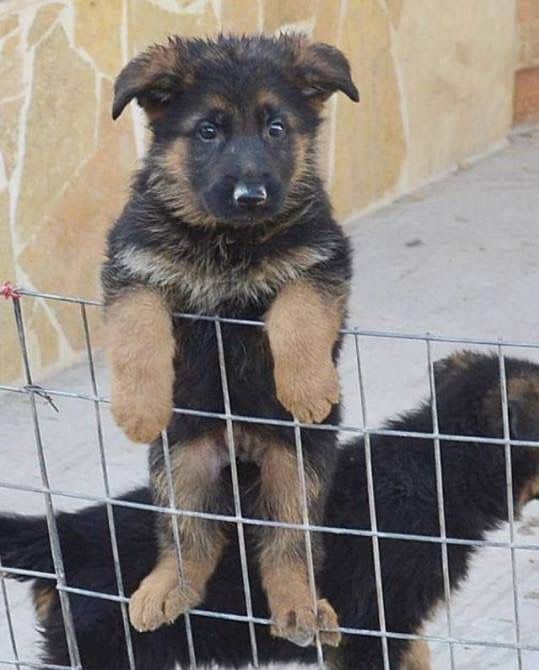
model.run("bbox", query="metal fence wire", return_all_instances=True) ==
[0,286,538,670]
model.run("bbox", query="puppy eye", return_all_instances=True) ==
[197,121,219,141]
[268,118,286,138]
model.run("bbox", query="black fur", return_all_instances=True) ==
[101,34,359,635]
[2,352,538,669]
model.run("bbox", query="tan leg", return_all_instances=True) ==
[106,287,175,443]
[265,280,343,423]
[130,436,227,632]
[401,639,431,670]
[258,444,341,647]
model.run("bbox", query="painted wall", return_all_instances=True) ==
[0,1,521,382]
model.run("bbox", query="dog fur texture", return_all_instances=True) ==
[101,33,358,641]
[2,352,538,669]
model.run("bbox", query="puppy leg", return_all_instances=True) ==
[265,280,343,423]
[258,443,341,647]
[401,639,431,670]
[106,287,175,443]
[130,436,227,632]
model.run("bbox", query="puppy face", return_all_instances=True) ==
[112,35,358,227]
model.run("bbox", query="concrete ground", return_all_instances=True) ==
[1,127,539,668]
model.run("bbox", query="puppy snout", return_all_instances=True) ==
[233,183,268,208]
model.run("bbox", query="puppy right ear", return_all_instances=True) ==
[112,38,190,121]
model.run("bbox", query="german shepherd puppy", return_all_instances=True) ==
[3,352,538,669]
[101,34,358,644]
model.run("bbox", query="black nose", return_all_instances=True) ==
[233,183,267,208]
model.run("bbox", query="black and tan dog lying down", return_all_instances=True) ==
[2,352,539,669]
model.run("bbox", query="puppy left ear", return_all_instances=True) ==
[112,38,189,121]
[297,41,359,103]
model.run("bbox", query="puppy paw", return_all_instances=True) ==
[111,388,172,444]
[316,598,341,647]
[270,602,318,647]
[129,579,200,632]
[275,361,340,424]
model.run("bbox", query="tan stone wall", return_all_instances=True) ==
[0,0,518,383]
[515,0,539,125]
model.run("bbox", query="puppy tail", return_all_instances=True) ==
[0,513,57,578]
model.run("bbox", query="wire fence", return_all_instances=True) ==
[0,285,538,670]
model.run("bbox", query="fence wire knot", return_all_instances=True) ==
[0,281,21,300]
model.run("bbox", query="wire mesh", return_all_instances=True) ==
[0,286,538,670]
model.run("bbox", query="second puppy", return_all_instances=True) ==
[101,34,358,644]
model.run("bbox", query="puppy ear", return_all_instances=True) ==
[112,38,189,121]
[296,41,359,103]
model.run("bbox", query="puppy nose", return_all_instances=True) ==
[233,183,267,207]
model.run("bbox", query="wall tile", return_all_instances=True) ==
[0,30,23,100]
[221,0,260,34]
[75,0,123,77]
[393,1,515,189]
[128,0,219,55]
[18,77,136,352]
[0,190,22,383]
[0,98,22,179]
[518,0,539,68]
[16,23,96,244]
[331,0,405,220]
[28,2,64,46]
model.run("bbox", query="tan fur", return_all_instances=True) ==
[258,444,339,646]
[507,376,539,400]
[401,638,432,670]
[129,546,223,632]
[152,435,227,556]
[106,287,175,443]
[116,241,334,313]
[33,585,57,623]
[448,351,477,370]
[131,436,228,632]
[266,280,343,423]
[519,472,539,506]
[262,559,340,648]
[157,138,218,228]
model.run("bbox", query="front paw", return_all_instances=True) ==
[111,388,172,444]
[274,361,340,424]
[129,578,200,632]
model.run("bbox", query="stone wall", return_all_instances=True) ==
[0,1,520,382]
[515,0,539,125]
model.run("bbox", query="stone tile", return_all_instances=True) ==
[393,0,515,190]
[514,67,539,126]
[312,0,339,43]
[18,77,135,352]
[331,0,405,220]
[0,13,18,39]
[75,0,122,78]
[0,189,22,383]
[0,30,23,101]
[386,0,403,28]
[0,97,22,179]
[27,2,63,47]
[221,0,260,34]
[262,0,314,33]
[23,297,60,373]
[128,0,219,55]
[518,0,539,68]
[16,23,96,244]
[311,0,341,183]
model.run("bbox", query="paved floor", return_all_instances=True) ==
[1,127,539,668]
